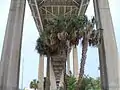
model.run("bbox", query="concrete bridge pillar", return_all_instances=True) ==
[93,0,120,90]
[38,55,44,90]
[0,0,26,90]
[73,47,78,78]
[67,54,70,75]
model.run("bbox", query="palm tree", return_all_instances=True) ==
[36,15,87,89]
[75,18,101,90]
[66,73,77,90]
[36,15,88,57]
[30,79,39,90]
[66,74,101,90]
[79,76,101,90]
[35,15,101,89]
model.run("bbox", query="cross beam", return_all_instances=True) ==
[38,0,80,8]
[78,0,90,15]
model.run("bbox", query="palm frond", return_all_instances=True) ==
[88,29,101,47]
[35,15,101,57]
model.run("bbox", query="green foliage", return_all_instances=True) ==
[89,29,102,47]
[66,75,101,90]
[36,15,101,56]
[29,79,39,90]
[79,76,101,90]
[66,74,77,90]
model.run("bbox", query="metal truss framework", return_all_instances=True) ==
[28,0,90,33]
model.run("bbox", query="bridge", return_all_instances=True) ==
[0,0,119,90]
[28,0,89,89]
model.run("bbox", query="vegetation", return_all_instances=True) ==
[66,74,77,90]
[29,79,39,90]
[36,15,102,90]
[36,15,94,56]
[79,76,101,90]
[75,17,101,90]
[66,74,101,90]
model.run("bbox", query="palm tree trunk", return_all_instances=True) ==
[80,37,88,79]
[75,24,93,90]
[75,36,89,90]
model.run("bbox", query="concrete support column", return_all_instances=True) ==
[38,55,44,90]
[119,55,120,88]
[73,47,78,78]
[0,61,3,89]
[93,0,119,90]
[67,54,70,75]
[0,0,26,90]
[45,57,50,90]
[50,60,57,90]
[0,0,18,87]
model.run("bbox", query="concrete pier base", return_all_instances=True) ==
[0,0,26,90]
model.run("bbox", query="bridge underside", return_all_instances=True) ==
[28,0,89,32]
[0,0,119,90]
[28,0,90,87]
[28,0,90,88]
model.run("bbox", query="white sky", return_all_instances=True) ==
[0,0,120,88]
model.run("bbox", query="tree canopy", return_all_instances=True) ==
[35,15,102,90]
[66,74,101,90]
[36,15,101,56]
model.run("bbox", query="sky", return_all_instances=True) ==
[0,0,120,89]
